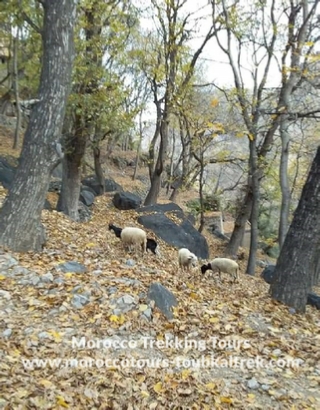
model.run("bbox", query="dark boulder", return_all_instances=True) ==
[112,191,142,210]
[138,209,209,259]
[147,282,178,320]
[79,188,95,207]
[82,175,123,196]
[260,264,276,284]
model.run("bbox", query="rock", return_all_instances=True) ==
[307,292,320,310]
[142,307,152,320]
[105,277,142,286]
[0,254,19,272]
[112,191,142,210]
[0,290,11,300]
[147,282,178,320]
[71,293,90,308]
[79,188,95,207]
[3,328,12,338]
[38,331,50,339]
[41,272,54,283]
[261,384,270,391]
[272,349,282,357]
[120,294,136,305]
[136,202,183,214]
[211,229,229,241]
[82,175,123,196]
[260,264,276,284]
[256,260,268,268]
[57,261,87,274]
[78,201,92,222]
[48,180,62,193]
[247,378,260,390]
[138,212,209,259]
[126,259,135,267]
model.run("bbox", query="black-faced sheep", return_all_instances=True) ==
[201,258,239,282]
[109,223,160,255]
[120,227,147,254]
[109,223,122,238]
[178,248,198,272]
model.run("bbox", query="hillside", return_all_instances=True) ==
[0,126,320,409]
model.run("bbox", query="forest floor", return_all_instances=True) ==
[0,128,320,409]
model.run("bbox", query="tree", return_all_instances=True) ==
[142,0,218,205]
[270,146,320,313]
[0,0,77,252]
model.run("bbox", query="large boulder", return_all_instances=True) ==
[261,264,276,284]
[147,282,178,320]
[82,175,123,196]
[79,187,95,207]
[112,191,142,210]
[137,203,209,259]
[0,156,15,189]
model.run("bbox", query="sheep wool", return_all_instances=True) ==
[201,258,239,282]
[120,227,147,254]
[178,248,198,272]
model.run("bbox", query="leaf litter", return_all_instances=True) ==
[0,187,319,409]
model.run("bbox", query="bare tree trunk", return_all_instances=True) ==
[144,114,169,205]
[270,146,320,313]
[246,139,259,275]
[198,155,205,233]
[57,119,87,220]
[278,117,291,249]
[93,145,105,194]
[133,112,143,181]
[12,31,21,149]
[0,0,76,252]
[225,187,253,256]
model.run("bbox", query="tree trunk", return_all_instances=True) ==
[0,0,76,252]
[133,112,143,181]
[57,120,87,220]
[93,145,105,194]
[246,139,259,275]
[270,146,320,313]
[225,187,253,256]
[278,117,291,249]
[144,114,169,205]
[13,32,21,150]
[198,156,205,233]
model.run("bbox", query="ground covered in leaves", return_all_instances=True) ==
[0,187,319,410]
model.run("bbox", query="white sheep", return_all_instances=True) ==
[201,258,239,282]
[178,248,198,272]
[120,227,147,254]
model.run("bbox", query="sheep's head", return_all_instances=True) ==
[201,263,210,274]
[188,254,198,268]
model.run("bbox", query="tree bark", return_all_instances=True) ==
[278,117,291,248]
[13,32,21,150]
[246,139,259,275]
[93,145,105,195]
[270,146,320,313]
[0,0,76,252]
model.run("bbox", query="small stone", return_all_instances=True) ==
[272,349,282,357]
[38,331,50,339]
[126,259,135,267]
[0,290,11,300]
[261,384,270,391]
[41,272,54,283]
[3,328,12,338]
[247,378,260,390]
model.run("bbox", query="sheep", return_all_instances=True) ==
[120,227,147,254]
[178,248,198,272]
[201,258,239,282]
[109,223,160,255]
[108,223,122,238]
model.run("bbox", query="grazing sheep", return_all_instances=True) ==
[146,238,161,256]
[178,248,198,272]
[109,223,160,255]
[109,223,122,238]
[201,258,239,282]
[120,227,147,254]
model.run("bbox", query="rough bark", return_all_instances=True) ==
[278,118,291,248]
[93,145,105,194]
[246,139,259,275]
[13,33,21,150]
[56,116,87,220]
[0,0,76,252]
[270,146,320,313]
